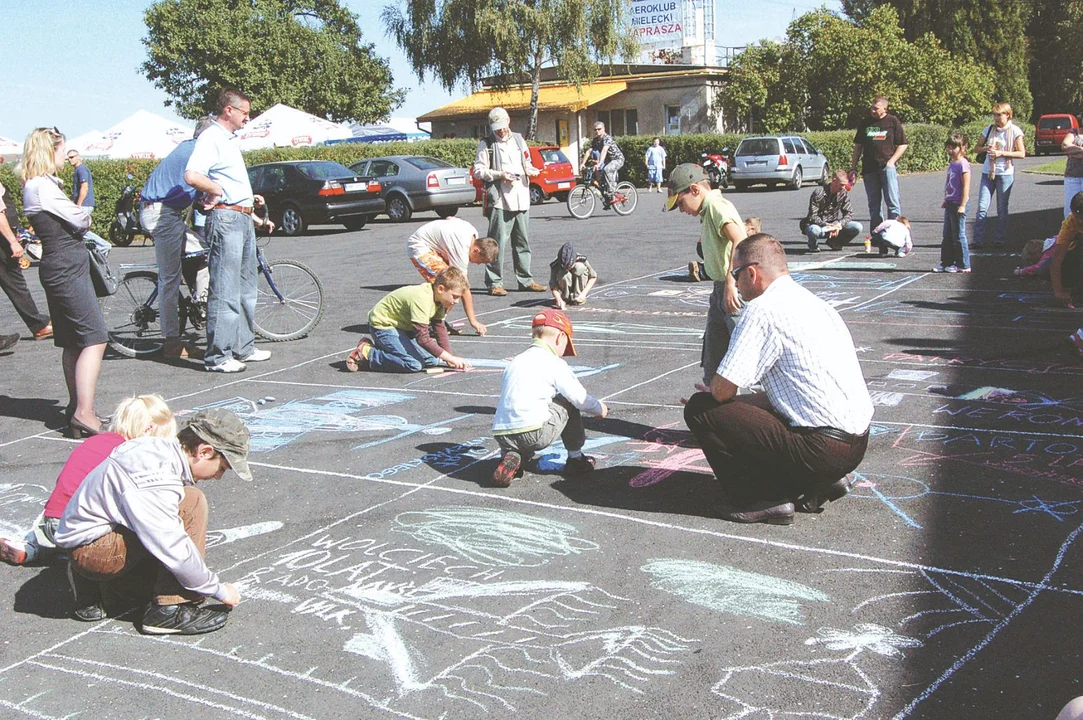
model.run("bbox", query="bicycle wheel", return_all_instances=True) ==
[254,259,325,341]
[567,185,596,220]
[100,270,165,357]
[612,182,639,216]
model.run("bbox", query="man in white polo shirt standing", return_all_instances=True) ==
[683,233,873,526]
[184,88,274,373]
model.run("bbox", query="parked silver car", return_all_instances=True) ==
[730,135,830,191]
[348,155,475,222]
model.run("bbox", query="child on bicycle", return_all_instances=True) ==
[549,242,597,309]
[345,267,472,373]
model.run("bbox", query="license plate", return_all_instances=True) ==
[345,183,364,192]
[748,161,768,166]
[557,182,571,189]
[445,177,466,186]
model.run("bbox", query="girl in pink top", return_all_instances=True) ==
[0,395,176,565]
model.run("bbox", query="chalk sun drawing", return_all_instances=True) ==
[392,507,599,567]
[642,559,830,625]
[805,624,922,659]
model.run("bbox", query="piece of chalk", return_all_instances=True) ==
[257,399,266,405]
[264,396,276,401]
[424,368,445,374]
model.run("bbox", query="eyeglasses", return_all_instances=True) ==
[594,127,605,132]
[228,105,251,118]
[730,262,759,280]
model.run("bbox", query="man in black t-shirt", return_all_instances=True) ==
[849,96,908,229]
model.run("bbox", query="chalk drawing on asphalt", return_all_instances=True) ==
[851,471,1081,529]
[392,506,599,567]
[186,390,476,453]
[205,521,284,549]
[711,624,920,719]
[487,316,704,337]
[0,482,51,537]
[641,559,831,626]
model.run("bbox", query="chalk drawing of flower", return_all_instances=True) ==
[805,623,922,658]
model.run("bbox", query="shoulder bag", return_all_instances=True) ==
[86,239,119,296]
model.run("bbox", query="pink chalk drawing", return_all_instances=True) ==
[625,422,712,488]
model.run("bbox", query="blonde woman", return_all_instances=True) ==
[973,102,1026,248]
[0,395,176,569]
[19,128,108,437]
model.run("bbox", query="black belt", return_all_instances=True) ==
[798,426,869,443]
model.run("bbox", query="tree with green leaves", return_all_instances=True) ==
[383,0,638,140]
[1028,0,1083,116]
[840,0,1032,119]
[142,0,403,122]
[717,7,993,134]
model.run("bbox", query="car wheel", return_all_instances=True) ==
[819,163,830,186]
[789,167,803,190]
[386,195,412,222]
[435,206,459,219]
[529,184,546,205]
[342,216,368,231]
[280,205,307,236]
[732,181,748,191]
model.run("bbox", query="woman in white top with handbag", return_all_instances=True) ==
[972,102,1026,248]
[19,128,107,438]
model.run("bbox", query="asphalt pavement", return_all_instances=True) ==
[1,159,1080,719]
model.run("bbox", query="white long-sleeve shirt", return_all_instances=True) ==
[22,175,91,232]
[55,437,228,602]
[493,340,604,434]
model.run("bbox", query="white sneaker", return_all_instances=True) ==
[932,264,953,273]
[240,348,271,362]
[205,358,247,373]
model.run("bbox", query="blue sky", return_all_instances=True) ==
[0,0,836,141]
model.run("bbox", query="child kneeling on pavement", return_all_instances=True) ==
[54,409,250,635]
[549,242,597,310]
[491,309,608,487]
[346,267,471,373]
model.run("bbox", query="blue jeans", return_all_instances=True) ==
[204,209,257,367]
[862,166,901,229]
[806,221,863,250]
[941,205,970,270]
[974,173,1014,246]
[368,328,442,373]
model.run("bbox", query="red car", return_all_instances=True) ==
[471,145,577,205]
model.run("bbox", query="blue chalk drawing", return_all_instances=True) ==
[487,316,703,337]
[641,558,831,626]
[852,472,1081,529]
[536,435,632,472]
[462,357,621,379]
[189,389,426,452]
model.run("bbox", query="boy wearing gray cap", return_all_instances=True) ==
[56,409,251,635]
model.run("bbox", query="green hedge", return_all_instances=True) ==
[0,120,1037,239]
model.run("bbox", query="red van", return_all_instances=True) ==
[472,145,577,205]
[1035,114,1081,156]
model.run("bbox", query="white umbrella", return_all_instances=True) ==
[65,130,106,157]
[236,103,351,151]
[0,135,20,163]
[86,110,192,160]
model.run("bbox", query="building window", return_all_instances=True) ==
[596,110,611,131]
[611,111,625,137]
[666,106,681,135]
[625,109,639,136]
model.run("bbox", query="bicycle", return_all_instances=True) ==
[566,162,638,219]
[100,234,325,357]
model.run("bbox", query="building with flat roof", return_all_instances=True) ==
[417,64,728,171]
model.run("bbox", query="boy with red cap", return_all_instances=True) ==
[490,309,608,487]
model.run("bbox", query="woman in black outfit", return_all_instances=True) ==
[19,128,106,437]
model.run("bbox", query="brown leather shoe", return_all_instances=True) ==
[489,286,508,297]
[33,322,53,341]
[521,282,547,292]
[720,500,795,525]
